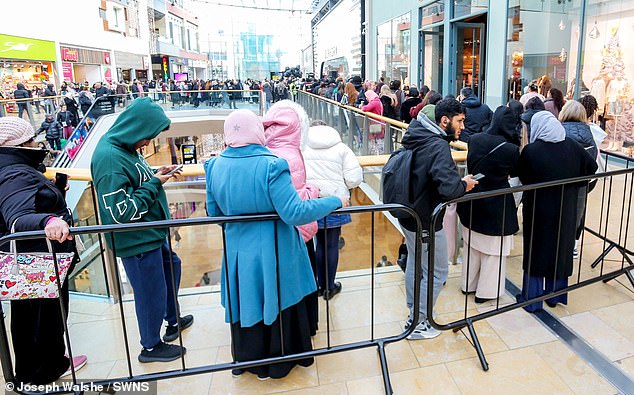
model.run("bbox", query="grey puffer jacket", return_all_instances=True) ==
[563,122,597,160]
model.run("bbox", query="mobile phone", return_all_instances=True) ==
[473,173,485,181]
[166,164,183,176]
[55,173,68,196]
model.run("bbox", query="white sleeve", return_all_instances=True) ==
[341,145,363,189]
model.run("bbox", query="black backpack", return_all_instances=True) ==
[381,148,423,219]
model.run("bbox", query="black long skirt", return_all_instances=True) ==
[231,295,315,379]
[305,239,319,336]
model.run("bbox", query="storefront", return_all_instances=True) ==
[114,51,149,82]
[0,34,57,93]
[59,45,113,85]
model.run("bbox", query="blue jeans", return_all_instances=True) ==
[315,227,341,291]
[121,241,182,349]
[403,228,448,322]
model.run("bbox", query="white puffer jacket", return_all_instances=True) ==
[303,125,363,199]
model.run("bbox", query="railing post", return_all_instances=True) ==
[362,115,369,155]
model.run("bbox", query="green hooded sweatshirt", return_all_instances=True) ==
[90,97,171,258]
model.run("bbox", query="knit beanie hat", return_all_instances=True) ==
[0,117,36,147]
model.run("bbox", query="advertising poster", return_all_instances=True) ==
[62,62,74,82]
[181,144,197,164]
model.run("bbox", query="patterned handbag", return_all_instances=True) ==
[0,221,74,300]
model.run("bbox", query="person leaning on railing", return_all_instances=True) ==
[516,111,597,312]
[204,109,349,381]
[0,117,87,384]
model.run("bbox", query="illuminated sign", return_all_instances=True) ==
[103,52,110,64]
[61,48,79,62]
[162,56,169,80]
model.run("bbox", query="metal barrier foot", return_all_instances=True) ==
[466,319,489,371]
[377,341,393,395]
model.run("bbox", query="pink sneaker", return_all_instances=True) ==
[60,355,88,378]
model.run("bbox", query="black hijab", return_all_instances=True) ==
[486,106,521,146]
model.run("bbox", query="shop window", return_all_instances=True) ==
[169,21,174,44]
[505,0,581,103]
[187,29,192,51]
[420,0,444,27]
[579,0,634,153]
[453,0,488,19]
[377,12,411,84]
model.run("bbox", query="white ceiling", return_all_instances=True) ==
[202,0,316,13]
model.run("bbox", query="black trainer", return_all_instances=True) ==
[138,342,186,363]
[323,282,342,301]
[163,315,194,342]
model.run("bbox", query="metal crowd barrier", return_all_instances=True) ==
[427,150,634,371]
[0,204,422,395]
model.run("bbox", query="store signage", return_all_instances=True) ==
[104,52,111,64]
[62,62,74,82]
[0,34,56,61]
[91,97,115,119]
[61,48,79,62]
[181,144,197,164]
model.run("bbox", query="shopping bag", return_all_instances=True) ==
[369,123,383,135]
[0,223,74,300]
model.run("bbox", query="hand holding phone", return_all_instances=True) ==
[473,173,485,181]
[54,173,69,197]
[165,164,184,176]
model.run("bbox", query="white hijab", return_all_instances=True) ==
[529,111,565,144]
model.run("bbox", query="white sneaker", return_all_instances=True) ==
[407,320,441,340]
[573,240,579,258]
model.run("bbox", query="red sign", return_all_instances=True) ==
[61,48,78,62]
[104,52,110,64]
[62,62,74,82]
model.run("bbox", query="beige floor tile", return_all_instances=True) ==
[593,300,634,338]
[548,280,633,318]
[483,308,556,349]
[67,318,140,363]
[109,347,218,378]
[447,347,574,395]
[160,373,213,395]
[315,348,382,385]
[346,364,461,395]
[561,312,634,361]
[209,346,319,394]
[327,285,408,331]
[313,322,419,374]
[531,341,616,395]
[408,310,508,367]
[174,308,231,349]
[615,356,634,377]
[273,382,348,395]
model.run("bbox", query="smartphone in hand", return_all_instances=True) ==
[55,173,68,196]
[166,164,184,176]
[473,173,485,181]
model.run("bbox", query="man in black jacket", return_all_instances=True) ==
[400,99,478,340]
[459,87,492,142]
[13,83,31,121]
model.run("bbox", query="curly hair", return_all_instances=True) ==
[579,95,599,119]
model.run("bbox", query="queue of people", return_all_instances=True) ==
[0,79,609,385]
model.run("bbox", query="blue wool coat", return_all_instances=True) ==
[205,145,341,327]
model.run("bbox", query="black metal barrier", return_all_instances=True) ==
[0,204,421,395]
[427,150,634,371]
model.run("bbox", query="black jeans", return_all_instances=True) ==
[47,138,62,151]
[315,227,341,291]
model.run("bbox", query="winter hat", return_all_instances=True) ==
[223,109,265,148]
[0,117,36,147]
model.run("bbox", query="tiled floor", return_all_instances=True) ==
[2,253,632,394]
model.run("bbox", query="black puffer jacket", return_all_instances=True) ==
[398,115,467,233]
[38,118,63,140]
[0,147,77,257]
[461,95,493,142]
[563,122,597,160]
[13,84,30,104]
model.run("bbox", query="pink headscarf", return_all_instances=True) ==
[223,109,265,148]
[365,90,379,101]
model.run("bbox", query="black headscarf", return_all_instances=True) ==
[486,106,521,146]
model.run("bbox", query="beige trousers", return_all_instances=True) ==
[461,246,507,299]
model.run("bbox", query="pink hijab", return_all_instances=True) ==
[223,109,265,147]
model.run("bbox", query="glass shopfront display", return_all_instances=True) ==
[419,25,444,92]
[506,0,582,101]
[453,0,488,19]
[377,12,411,84]
[578,0,634,154]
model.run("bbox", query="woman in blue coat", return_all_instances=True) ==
[204,109,347,380]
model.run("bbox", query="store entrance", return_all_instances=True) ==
[452,14,486,98]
